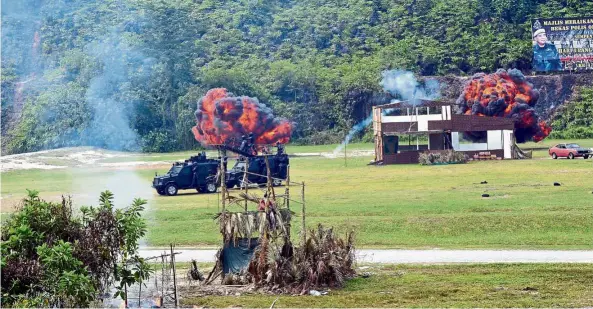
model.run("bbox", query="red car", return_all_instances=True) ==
[549,143,591,159]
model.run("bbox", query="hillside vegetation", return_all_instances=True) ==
[2,0,593,154]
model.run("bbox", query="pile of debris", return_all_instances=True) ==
[419,150,468,165]
[247,224,355,294]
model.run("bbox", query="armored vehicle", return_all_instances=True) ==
[225,144,289,188]
[152,152,220,196]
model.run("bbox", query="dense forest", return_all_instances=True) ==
[2,0,593,154]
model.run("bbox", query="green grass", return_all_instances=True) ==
[2,140,592,249]
[521,138,593,149]
[182,263,593,308]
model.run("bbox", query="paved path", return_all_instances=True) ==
[139,249,593,263]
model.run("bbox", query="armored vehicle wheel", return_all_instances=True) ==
[205,182,217,193]
[568,153,574,159]
[226,181,237,189]
[273,179,282,186]
[165,184,178,196]
[551,153,557,159]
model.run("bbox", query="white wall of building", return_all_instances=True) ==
[487,130,503,150]
[503,130,513,159]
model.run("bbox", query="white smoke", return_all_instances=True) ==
[380,70,440,104]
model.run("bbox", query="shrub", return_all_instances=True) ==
[418,150,468,165]
[1,190,151,307]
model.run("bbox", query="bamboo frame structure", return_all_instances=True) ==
[207,152,307,285]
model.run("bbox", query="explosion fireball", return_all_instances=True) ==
[456,69,551,143]
[192,88,292,146]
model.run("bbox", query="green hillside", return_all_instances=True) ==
[2,0,593,154]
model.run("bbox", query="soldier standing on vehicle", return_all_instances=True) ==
[533,29,562,72]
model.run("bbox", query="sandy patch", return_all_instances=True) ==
[1,159,67,171]
[67,150,125,164]
[1,147,136,172]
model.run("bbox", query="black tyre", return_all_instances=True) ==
[205,182,218,193]
[157,189,166,196]
[551,153,557,159]
[584,155,589,159]
[568,153,574,159]
[226,181,237,189]
[165,183,178,196]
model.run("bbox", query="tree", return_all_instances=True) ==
[550,87,593,139]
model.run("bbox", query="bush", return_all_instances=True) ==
[418,150,468,165]
[1,190,151,307]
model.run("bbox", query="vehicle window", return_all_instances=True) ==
[558,144,565,149]
[168,165,183,174]
[567,144,580,148]
[180,167,192,175]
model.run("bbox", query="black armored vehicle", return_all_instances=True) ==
[224,138,289,189]
[152,152,219,196]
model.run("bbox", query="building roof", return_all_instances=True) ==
[374,99,454,109]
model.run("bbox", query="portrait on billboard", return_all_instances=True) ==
[532,29,562,72]
[531,17,593,72]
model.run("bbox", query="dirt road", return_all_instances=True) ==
[139,248,593,263]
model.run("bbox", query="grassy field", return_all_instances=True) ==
[1,140,592,249]
[182,263,593,308]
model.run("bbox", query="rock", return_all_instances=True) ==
[361,272,372,278]
[309,290,321,296]
[482,194,490,197]
[553,182,561,186]
[480,181,488,184]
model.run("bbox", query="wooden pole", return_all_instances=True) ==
[301,181,306,245]
[220,149,226,213]
[138,278,142,308]
[285,165,290,210]
[243,159,249,212]
[344,136,347,167]
[171,244,179,308]
[265,155,275,200]
[160,255,165,300]
[124,262,128,308]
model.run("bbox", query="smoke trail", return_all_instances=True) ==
[332,116,373,156]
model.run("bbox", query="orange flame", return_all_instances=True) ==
[192,88,292,146]
[458,69,551,143]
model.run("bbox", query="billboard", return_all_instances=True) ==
[531,17,593,72]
